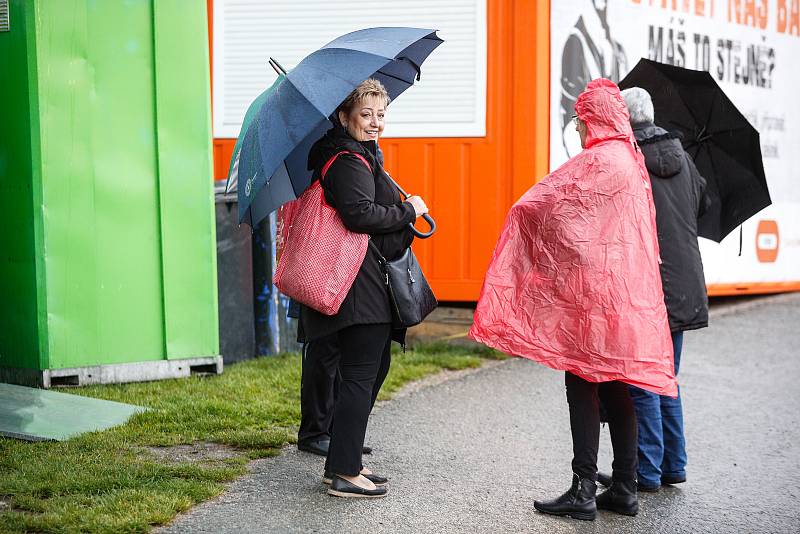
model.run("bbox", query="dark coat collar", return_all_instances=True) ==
[308,126,379,172]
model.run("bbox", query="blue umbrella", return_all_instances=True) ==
[233,27,443,229]
[224,73,283,195]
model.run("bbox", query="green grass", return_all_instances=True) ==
[0,342,503,533]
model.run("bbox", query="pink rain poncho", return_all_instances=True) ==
[469,79,677,396]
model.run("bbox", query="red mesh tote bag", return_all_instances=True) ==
[274,152,371,315]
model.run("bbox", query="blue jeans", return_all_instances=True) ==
[629,331,686,487]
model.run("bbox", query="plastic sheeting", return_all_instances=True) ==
[0,383,146,442]
[469,79,677,396]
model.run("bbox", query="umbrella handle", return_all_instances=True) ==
[385,173,437,239]
[410,213,436,239]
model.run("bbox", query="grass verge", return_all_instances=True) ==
[0,342,502,533]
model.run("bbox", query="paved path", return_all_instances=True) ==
[160,294,800,533]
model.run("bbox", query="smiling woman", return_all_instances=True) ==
[336,78,389,142]
[294,78,431,498]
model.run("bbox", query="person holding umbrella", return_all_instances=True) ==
[228,26,442,498]
[618,59,771,243]
[301,79,428,499]
[593,87,708,502]
[294,151,387,459]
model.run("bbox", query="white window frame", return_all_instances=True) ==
[212,0,487,139]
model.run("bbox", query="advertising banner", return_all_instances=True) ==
[551,0,800,288]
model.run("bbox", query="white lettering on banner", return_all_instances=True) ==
[550,0,800,287]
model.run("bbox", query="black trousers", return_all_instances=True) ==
[325,323,392,476]
[565,372,638,482]
[298,331,391,445]
[298,335,339,444]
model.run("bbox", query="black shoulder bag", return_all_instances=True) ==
[368,241,437,328]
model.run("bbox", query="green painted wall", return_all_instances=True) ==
[0,1,46,370]
[152,1,219,360]
[0,0,218,372]
[37,0,166,368]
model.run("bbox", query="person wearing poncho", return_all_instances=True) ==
[469,78,675,521]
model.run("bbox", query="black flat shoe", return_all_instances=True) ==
[534,474,597,521]
[327,475,387,499]
[323,470,388,486]
[661,474,686,485]
[297,439,329,456]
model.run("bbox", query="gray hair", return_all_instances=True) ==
[620,87,655,126]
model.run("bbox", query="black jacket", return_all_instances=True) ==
[298,127,416,342]
[634,123,709,332]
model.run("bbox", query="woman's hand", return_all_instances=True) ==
[406,196,429,218]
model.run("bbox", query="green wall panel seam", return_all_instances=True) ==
[200,4,220,355]
[30,0,48,369]
[150,1,170,361]
[152,0,219,359]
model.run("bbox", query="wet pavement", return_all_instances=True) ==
[158,293,800,533]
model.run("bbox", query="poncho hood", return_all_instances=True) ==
[575,78,634,148]
[469,78,677,396]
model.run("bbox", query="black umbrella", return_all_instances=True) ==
[619,58,771,242]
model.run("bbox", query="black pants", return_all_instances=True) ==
[565,372,638,482]
[298,332,391,445]
[298,335,339,444]
[324,323,392,476]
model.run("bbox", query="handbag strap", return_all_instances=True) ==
[321,150,372,181]
[369,237,387,263]
[367,239,387,264]
[324,152,386,270]
[367,239,391,288]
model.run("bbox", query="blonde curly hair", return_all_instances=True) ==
[337,78,390,116]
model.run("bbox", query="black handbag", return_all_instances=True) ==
[368,241,437,328]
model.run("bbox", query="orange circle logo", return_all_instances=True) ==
[756,220,779,263]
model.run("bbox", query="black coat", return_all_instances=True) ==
[634,123,709,332]
[298,127,416,342]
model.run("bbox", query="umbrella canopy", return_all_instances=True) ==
[234,27,443,227]
[225,74,284,195]
[619,58,771,242]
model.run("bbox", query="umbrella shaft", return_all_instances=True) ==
[384,174,409,199]
[269,57,288,75]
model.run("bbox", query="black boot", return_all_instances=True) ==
[534,474,597,521]
[596,478,639,516]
